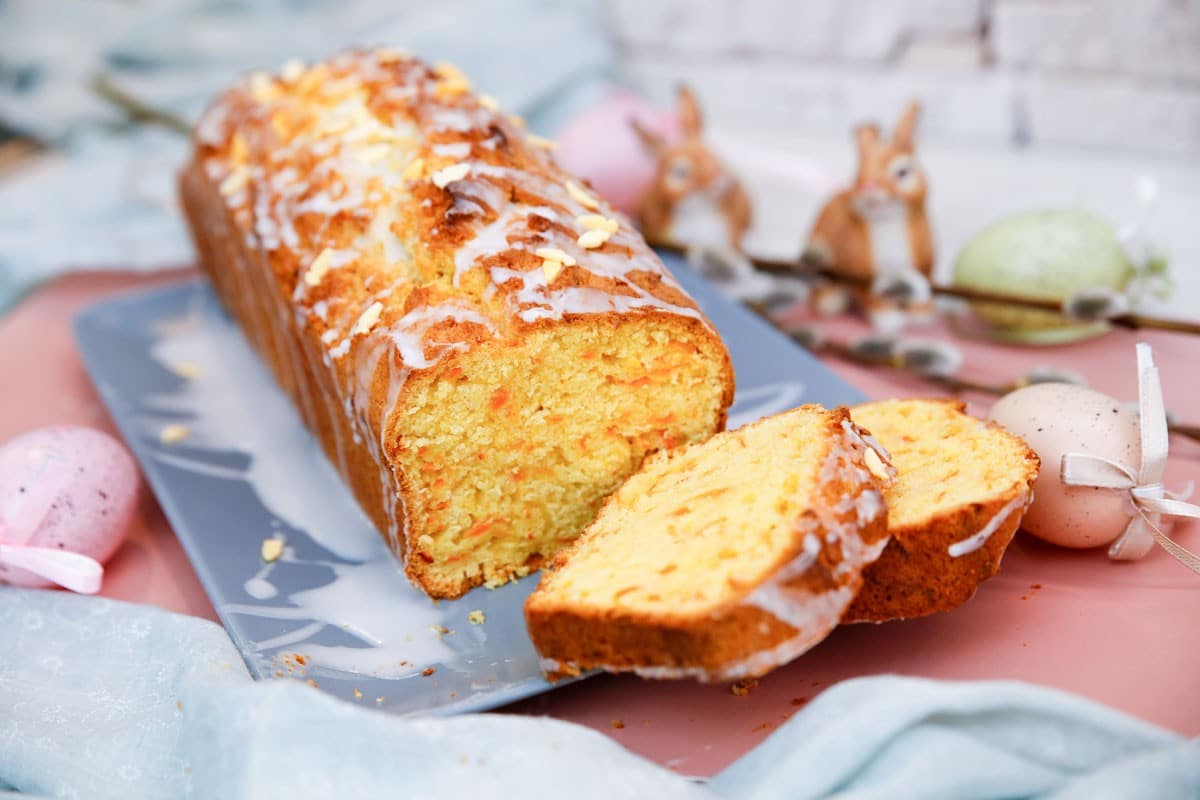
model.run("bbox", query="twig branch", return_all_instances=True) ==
[650,239,1200,337]
[90,74,191,136]
[747,307,1200,445]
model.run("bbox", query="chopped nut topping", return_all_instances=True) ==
[477,94,500,112]
[219,167,249,197]
[229,133,248,165]
[401,157,426,181]
[304,248,334,287]
[352,301,384,335]
[357,143,391,164]
[527,134,557,150]
[577,229,611,249]
[534,247,577,267]
[375,47,410,64]
[433,61,469,84]
[576,214,619,234]
[431,162,470,188]
[863,447,891,481]
[433,62,471,98]
[159,424,189,445]
[565,180,599,210]
[467,610,486,625]
[248,72,278,103]
[541,260,563,282]
[352,688,364,699]
[260,537,284,562]
[294,64,328,95]
[317,115,354,138]
[280,59,305,83]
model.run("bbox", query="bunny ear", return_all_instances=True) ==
[893,99,921,151]
[630,118,668,158]
[677,85,703,138]
[855,123,881,156]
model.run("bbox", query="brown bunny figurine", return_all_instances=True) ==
[632,86,764,297]
[807,100,935,329]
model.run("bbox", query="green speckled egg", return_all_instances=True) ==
[953,209,1133,344]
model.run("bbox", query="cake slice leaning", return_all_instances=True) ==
[843,398,1040,623]
[524,406,890,683]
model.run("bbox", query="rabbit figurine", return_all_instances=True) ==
[632,87,771,300]
[807,100,935,329]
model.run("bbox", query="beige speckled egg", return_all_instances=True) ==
[988,383,1139,548]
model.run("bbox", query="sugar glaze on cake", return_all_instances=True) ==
[182,50,734,597]
[525,406,889,683]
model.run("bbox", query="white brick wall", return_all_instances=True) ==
[606,0,1200,157]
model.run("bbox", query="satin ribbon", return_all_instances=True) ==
[1060,343,1200,574]
[0,450,105,593]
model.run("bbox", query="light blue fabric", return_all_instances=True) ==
[1,588,1196,799]
[0,0,611,312]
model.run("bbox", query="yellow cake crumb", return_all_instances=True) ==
[159,424,189,444]
[402,157,426,181]
[304,248,334,286]
[172,362,201,380]
[261,537,284,562]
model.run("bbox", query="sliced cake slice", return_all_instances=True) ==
[844,398,1040,623]
[524,405,889,683]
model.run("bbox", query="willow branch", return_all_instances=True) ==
[650,239,1200,337]
[744,306,1200,445]
[90,74,191,136]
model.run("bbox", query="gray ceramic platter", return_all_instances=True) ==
[74,252,864,716]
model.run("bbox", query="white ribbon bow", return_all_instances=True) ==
[0,447,104,593]
[1060,343,1200,574]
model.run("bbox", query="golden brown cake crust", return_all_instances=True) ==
[524,407,889,682]
[843,399,1040,623]
[180,50,734,598]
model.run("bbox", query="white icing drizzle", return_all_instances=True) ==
[544,421,889,684]
[195,50,712,564]
[947,493,1030,558]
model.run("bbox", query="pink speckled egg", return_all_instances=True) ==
[0,426,138,589]
[989,383,1139,548]
[554,88,680,215]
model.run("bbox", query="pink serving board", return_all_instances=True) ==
[3,271,1197,777]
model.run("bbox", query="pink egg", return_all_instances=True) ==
[989,383,1140,548]
[554,88,680,215]
[0,426,138,589]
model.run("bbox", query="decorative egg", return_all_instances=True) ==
[554,88,680,216]
[0,426,138,589]
[953,209,1133,345]
[988,383,1139,548]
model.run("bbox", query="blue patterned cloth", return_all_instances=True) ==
[1,588,1195,799]
[0,0,610,312]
